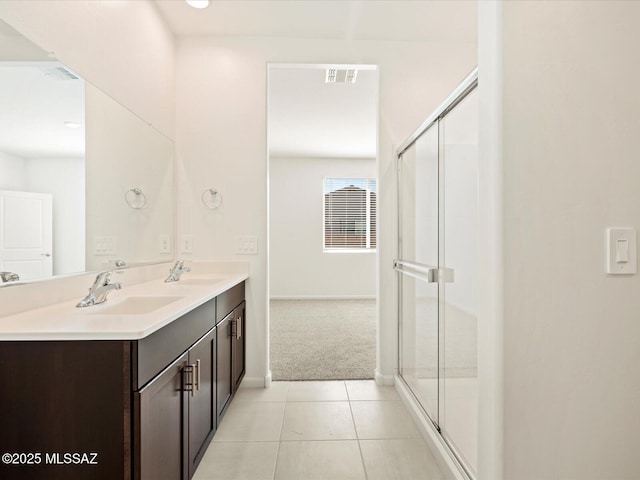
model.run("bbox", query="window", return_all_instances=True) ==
[323,178,377,251]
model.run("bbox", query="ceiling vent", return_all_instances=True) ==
[40,66,80,81]
[325,68,358,84]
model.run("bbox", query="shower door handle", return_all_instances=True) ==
[393,260,454,283]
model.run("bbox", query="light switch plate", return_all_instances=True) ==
[181,235,194,254]
[159,234,172,254]
[606,228,637,275]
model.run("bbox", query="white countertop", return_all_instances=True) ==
[0,273,248,341]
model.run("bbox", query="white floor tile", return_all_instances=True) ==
[234,381,291,403]
[196,380,446,480]
[214,402,286,442]
[286,380,348,401]
[359,439,445,480]
[275,440,366,480]
[281,401,356,440]
[193,442,279,480]
[351,401,421,439]
[346,380,400,401]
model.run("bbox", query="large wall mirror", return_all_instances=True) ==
[0,19,174,284]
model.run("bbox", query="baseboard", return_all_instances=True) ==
[270,295,376,300]
[240,376,267,388]
[395,376,471,480]
[374,369,395,385]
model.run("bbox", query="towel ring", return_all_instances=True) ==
[202,188,222,209]
[125,187,147,209]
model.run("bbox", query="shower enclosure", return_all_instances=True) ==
[395,69,478,478]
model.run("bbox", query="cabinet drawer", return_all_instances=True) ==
[135,299,216,389]
[216,282,245,324]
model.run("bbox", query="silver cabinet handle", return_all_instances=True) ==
[183,364,195,396]
[195,359,201,392]
[236,317,242,339]
[41,253,51,257]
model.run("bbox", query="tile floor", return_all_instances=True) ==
[193,380,445,480]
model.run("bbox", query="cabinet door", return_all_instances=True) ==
[216,314,232,423]
[188,327,216,477]
[231,302,246,393]
[0,341,130,480]
[136,352,188,480]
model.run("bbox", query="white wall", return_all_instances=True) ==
[0,0,175,139]
[0,151,26,190]
[270,156,376,298]
[175,35,476,383]
[493,1,640,478]
[25,157,85,275]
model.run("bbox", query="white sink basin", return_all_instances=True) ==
[90,296,184,315]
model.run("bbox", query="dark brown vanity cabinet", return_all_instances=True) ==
[135,326,217,480]
[215,313,232,421]
[0,280,245,480]
[231,301,246,393]
[215,284,246,425]
[187,327,216,478]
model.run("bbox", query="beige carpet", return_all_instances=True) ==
[270,299,376,381]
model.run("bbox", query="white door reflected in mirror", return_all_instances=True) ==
[0,190,52,281]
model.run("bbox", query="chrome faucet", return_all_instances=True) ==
[164,260,191,282]
[0,272,20,283]
[76,271,123,308]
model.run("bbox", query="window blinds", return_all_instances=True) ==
[323,178,377,250]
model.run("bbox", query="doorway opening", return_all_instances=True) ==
[267,63,379,381]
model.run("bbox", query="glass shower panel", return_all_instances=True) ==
[399,124,439,424]
[440,89,479,475]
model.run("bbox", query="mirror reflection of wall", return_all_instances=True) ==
[0,18,175,283]
[85,84,175,271]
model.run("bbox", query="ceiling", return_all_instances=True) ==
[0,64,85,159]
[0,19,84,160]
[268,65,377,158]
[154,0,477,159]
[154,0,477,43]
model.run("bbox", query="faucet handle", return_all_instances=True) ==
[92,270,124,288]
[0,271,20,283]
[94,271,111,284]
[173,260,185,269]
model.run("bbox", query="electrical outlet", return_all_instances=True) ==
[94,236,117,255]
[181,235,194,254]
[236,236,258,255]
[159,234,171,254]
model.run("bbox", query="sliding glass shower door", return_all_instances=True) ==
[396,75,478,478]
[397,121,440,425]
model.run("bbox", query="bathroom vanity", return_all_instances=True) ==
[0,273,247,480]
